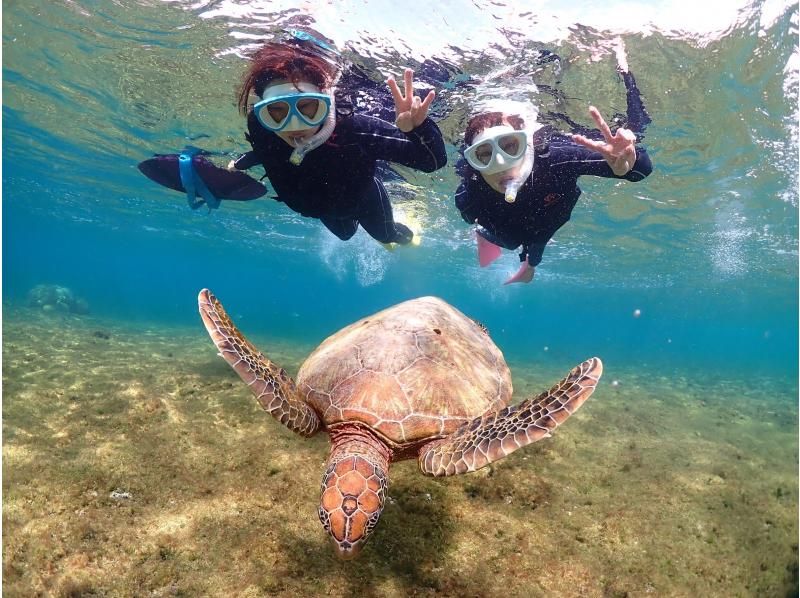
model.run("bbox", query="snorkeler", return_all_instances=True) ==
[455,43,653,284]
[228,32,446,246]
[139,30,447,247]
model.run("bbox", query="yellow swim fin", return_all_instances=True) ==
[378,210,423,250]
[400,209,422,247]
[408,220,422,247]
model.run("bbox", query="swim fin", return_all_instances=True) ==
[380,216,421,250]
[400,212,422,247]
[138,150,267,208]
[476,231,502,267]
[503,258,535,285]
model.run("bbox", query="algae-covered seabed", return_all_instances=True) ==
[3,307,798,597]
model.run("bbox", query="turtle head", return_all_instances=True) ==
[318,452,388,559]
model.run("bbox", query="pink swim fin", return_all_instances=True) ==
[476,232,502,267]
[504,259,535,285]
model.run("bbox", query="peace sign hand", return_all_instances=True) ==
[387,68,436,133]
[572,106,637,176]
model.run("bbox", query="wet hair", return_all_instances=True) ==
[237,42,340,115]
[464,112,525,145]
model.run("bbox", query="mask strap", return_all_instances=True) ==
[179,147,221,211]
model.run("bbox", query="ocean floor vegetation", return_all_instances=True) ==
[3,306,797,597]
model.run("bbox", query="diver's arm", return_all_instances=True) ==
[387,68,437,133]
[455,180,481,224]
[621,70,651,135]
[549,141,652,181]
[568,105,652,179]
[355,114,447,172]
[239,113,284,173]
[230,150,260,171]
[572,106,639,176]
[349,66,447,172]
[402,118,448,171]
[613,37,650,135]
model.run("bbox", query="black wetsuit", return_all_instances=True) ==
[455,71,653,266]
[241,111,447,243]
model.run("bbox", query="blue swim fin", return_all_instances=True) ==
[138,147,267,210]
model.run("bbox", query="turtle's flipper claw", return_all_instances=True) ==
[198,289,321,437]
[418,357,603,476]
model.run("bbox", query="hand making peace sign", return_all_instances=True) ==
[572,106,637,176]
[387,68,436,133]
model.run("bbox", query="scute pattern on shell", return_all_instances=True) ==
[297,297,512,444]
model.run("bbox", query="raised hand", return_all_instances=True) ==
[572,106,637,176]
[387,68,436,133]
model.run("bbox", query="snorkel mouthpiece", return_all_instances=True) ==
[504,181,521,203]
[504,185,519,203]
[289,91,337,165]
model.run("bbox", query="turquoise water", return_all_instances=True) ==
[4,0,798,385]
[4,1,797,386]
[3,1,798,594]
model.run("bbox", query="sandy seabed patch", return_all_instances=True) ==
[3,307,797,597]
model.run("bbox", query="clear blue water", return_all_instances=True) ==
[3,3,799,595]
[3,0,798,385]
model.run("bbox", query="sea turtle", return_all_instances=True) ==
[198,289,602,559]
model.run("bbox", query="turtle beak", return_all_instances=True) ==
[331,538,365,560]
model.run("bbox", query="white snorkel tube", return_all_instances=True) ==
[289,90,337,166]
[281,28,343,165]
[502,103,539,203]
[502,136,534,203]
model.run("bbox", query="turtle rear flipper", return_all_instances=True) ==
[418,357,602,476]
[198,289,321,437]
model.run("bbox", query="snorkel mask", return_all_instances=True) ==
[253,29,343,165]
[255,80,337,166]
[464,125,534,203]
[464,126,527,175]
[254,82,332,132]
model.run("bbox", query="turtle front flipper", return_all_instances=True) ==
[198,289,321,437]
[418,357,602,476]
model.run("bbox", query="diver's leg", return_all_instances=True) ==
[525,241,548,268]
[503,239,550,285]
[319,216,359,240]
[357,178,413,244]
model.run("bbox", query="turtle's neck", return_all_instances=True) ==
[319,423,391,558]
[327,422,392,465]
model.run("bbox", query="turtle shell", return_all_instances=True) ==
[297,296,512,446]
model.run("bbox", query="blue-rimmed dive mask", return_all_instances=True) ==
[464,126,528,175]
[254,82,332,132]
